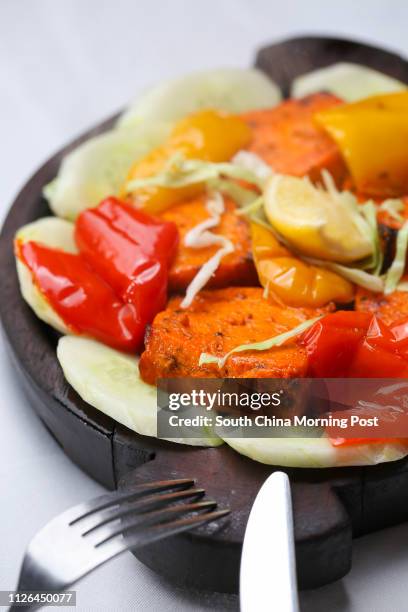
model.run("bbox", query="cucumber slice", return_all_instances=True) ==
[15,217,76,334]
[44,123,170,221]
[118,68,281,128]
[222,435,408,468]
[57,336,222,447]
[45,69,281,221]
[16,216,77,252]
[292,62,407,102]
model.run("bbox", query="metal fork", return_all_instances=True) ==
[12,478,229,609]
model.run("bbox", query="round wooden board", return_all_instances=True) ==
[2,36,408,593]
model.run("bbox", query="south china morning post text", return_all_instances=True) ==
[155,379,406,440]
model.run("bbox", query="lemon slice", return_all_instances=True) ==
[263,174,373,263]
[57,336,222,447]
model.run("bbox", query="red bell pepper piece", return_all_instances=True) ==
[18,241,144,351]
[76,197,179,269]
[75,198,179,320]
[300,311,372,377]
[300,311,408,446]
[329,436,395,447]
[75,211,167,319]
[17,198,179,352]
[301,311,408,378]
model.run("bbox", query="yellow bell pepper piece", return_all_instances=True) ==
[251,222,354,307]
[315,91,408,198]
[122,109,252,213]
[353,91,408,110]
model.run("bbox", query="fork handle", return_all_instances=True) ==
[8,601,43,612]
[9,557,65,611]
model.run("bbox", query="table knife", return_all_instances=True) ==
[240,471,299,612]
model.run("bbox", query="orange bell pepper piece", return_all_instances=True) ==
[122,109,251,213]
[251,222,354,308]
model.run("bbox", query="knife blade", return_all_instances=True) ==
[240,471,299,612]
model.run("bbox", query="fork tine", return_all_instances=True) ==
[81,488,206,536]
[68,506,230,586]
[95,508,231,561]
[94,499,218,544]
[68,479,195,524]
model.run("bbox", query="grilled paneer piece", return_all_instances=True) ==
[139,287,330,383]
[355,284,408,326]
[241,93,347,184]
[160,195,257,292]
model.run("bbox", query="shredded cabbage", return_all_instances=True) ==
[262,281,270,299]
[184,216,220,246]
[208,178,256,207]
[378,198,405,223]
[184,191,224,249]
[328,262,384,292]
[319,171,377,246]
[319,171,379,265]
[231,150,273,181]
[205,190,224,216]
[384,221,408,295]
[181,192,235,308]
[320,170,361,214]
[320,169,344,200]
[301,253,384,292]
[249,208,273,231]
[125,155,265,192]
[237,195,264,217]
[199,316,322,368]
[181,239,234,309]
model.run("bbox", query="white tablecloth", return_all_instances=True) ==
[1,1,408,610]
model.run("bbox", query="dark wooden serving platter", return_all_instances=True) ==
[2,36,408,593]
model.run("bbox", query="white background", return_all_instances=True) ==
[1,1,408,610]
